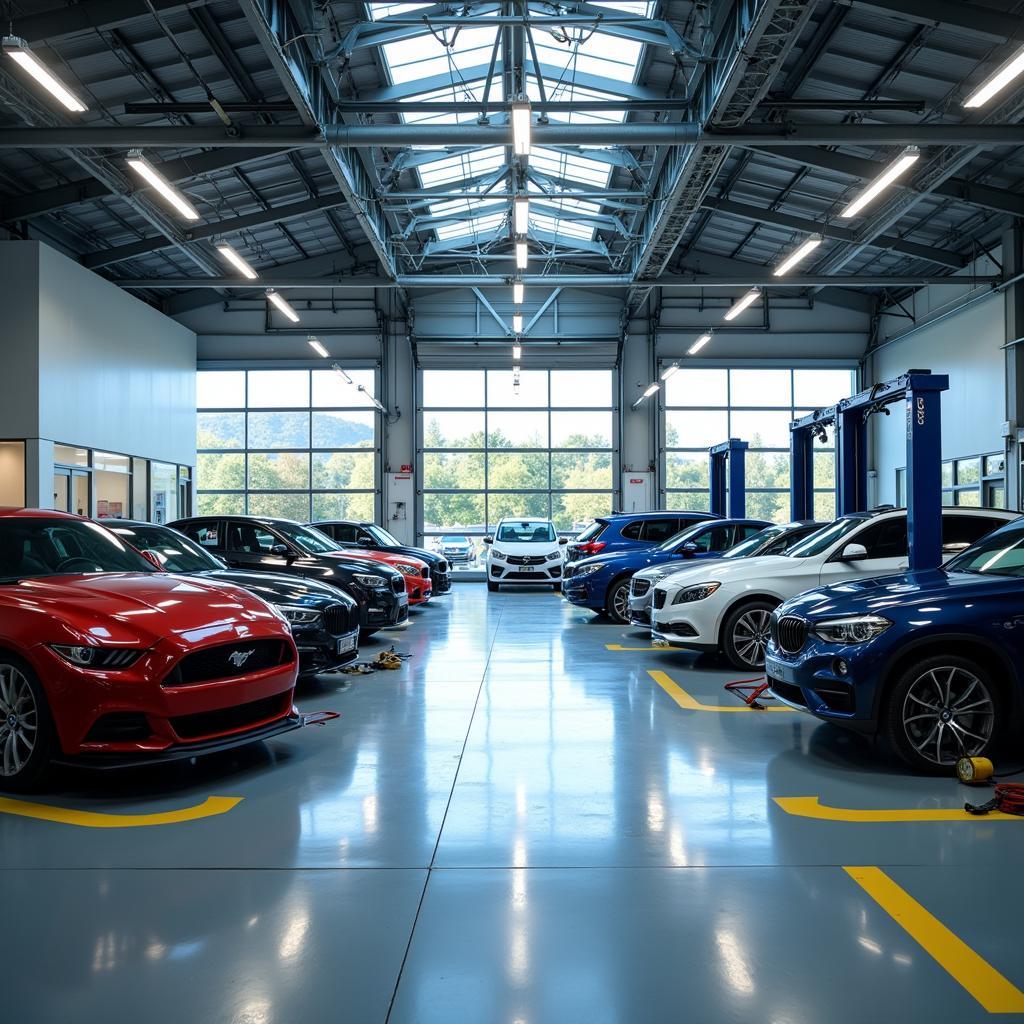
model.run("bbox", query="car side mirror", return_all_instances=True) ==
[839,542,868,562]
[271,543,291,557]
[483,536,493,544]
[681,542,699,556]
[558,536,568,545]
[141,549,166,571]
[357,534,376,546]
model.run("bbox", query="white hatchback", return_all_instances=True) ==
[484,518,567,591]
[650,507,1017,670]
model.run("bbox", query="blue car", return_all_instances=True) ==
[566,510,719,562]
[564,518,771,623]
[765,513,1024,771]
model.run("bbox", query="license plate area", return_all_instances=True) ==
[336,634,356,655]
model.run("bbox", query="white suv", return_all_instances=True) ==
[485,517,567,591]
[650,507,1017,670]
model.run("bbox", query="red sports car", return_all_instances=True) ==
[335,548,434,605]
[0,509,301,790]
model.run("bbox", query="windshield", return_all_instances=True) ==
[785,516,868,558]
[947,520,1024,578]
[497,521,557,544]
[368,525,400,546]
[723,526,785,559]
[0,517,157,580]
[113,524,223,573]
[441,536,469,544]
[273,521,342,554]
[659,522,709,552]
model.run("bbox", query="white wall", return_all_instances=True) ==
[869,282,1007,506]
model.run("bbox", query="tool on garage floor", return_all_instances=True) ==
[339,646,412,674]
[723,676,777,710]
[301,710,341,726]
[957,754,1024,815]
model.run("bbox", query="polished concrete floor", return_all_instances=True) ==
[3,585,1023,1023]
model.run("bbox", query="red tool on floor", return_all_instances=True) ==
[301,710,341,727]
[723,676,776,710]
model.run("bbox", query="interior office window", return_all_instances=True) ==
[420,369,615,554]
[93,451,130,519]
[151,462,177,524]
[662,366,855,523]
[195,368,379,521]
[0,441,25,507]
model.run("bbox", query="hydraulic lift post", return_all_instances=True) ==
[709,439,749,518]
[789,370,949,569]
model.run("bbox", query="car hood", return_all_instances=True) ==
[388,545,444,566]
[335,549,427,571]
[655,554,794,592]
[491,541,563,558]
[318,552,402,579]
[2,572,287,647]
[203,569,357,609]
[779,569,1020,620]
[635,554,731,582]
[574,549,674,571]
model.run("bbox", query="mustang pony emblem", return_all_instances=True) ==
[228,649,256,668]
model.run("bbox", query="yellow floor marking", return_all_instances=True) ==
[777,796,1022,823]
[0,795,242,828]
[648,669,791,713]
[846,866,1024,1012]
[605,643,666,651]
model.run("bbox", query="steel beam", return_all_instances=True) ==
[81,193,349,269]
[334,99,690,113]
[3,123,1023,149]
[849,0,1024,42]
[16,0,214,45]
[700,195,965,269]
[112,273,1001,289]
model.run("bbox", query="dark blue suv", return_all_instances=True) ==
[765,513,1024,771]
[567,510,718,562]
[564,518,770,622]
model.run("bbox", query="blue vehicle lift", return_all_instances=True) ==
[709,438,749,519]
[790,371,949,570]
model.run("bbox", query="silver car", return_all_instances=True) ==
[627,520,825,627]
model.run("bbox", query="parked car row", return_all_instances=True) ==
[564,506,1023,771]
[0,510,450,790]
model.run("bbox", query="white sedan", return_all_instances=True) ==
[650,506,1017,670]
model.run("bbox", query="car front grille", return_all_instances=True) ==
[505,571,549,580]
[170,693,289,740]
[324,603,354,636]
[774,615,808,654]
[631,579,652,598]
[391,576,404,595]
[506,555,547,566]
[652,590,667,610]
[164,639,290,687]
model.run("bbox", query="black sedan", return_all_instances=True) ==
[310,520,452,594]
[108,520,361,676]
[169,515,409,637]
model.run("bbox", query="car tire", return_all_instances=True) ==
[487,581,499,592]
[605,579,631,624]
[721,600,777,670]
[0,656,55,793]
[882,655,1003,772]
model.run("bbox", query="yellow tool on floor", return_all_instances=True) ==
[341,646,410,674]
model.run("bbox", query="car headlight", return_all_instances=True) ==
[395,563,420,575]
[546,551,561,561]
[354,573,387,588]
[671,582,721,605]
[813,615,892,644]
[490,549,506,561]
[572,562,605,578]
[279,606,322,626]
[50,644,144,669]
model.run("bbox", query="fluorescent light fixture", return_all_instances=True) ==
[513,364,521,374]
[513,280,524,305]
[723,289,761,322]
[331,362,387,414]
[512,342,522,360]
[512,313,523,333]
[266,289,299,323]
[688,332,712,355]
[3,36,87,112]
[660,363,680,380]
[964,45,1024,108]
[511,97,531,156]
[126,150,199,221]
[215,242,258,280]
[516,241,528,270]
[514,196,529,234]
[839,147,920,218]
[773,234,823,277]
[642,382,660,398]
[308,336,329,358]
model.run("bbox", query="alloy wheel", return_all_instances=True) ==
[901,666,995,766]
[611,584,630,622]
[733,609,772,667]
[0,665,38,777]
